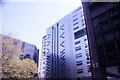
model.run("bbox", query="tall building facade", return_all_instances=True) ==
[39,7,91,79]
[82,2,120,79]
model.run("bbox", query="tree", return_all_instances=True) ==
[1,34,38,78]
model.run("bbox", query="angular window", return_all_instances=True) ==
[75,46,81,51]
[76,61,83,66]
[74,29,85,39]
[77,69,83,74]
[73,18,78,22]
[75,41,80,44]
[73,14,77,18]
[74,26,79,30]
[73,22,78,26]
[76,53,82,58]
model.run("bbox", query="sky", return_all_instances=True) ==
[1,0,82,54]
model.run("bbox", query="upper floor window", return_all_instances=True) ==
[75,41,80,44]
[75,46,81,51]
[76,53,82,58]
[73,22,78,26]
[77,69,83,74]
[73,18,78,22]
[74,26,79,30]
[73,14,77,18]
[76,61,83,66]
[74,29,85,39]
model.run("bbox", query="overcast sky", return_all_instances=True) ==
[1,0,81,54]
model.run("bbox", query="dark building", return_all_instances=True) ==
[1,34,39,65]
[21,42,39,65]
[82,2,120,79]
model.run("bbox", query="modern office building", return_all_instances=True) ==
[39,7,91,79]
[82,2,120,79]
[20,41,39,64]
[1,34,39,64]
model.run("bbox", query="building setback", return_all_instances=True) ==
[82,2,120,79]
[39,7,91,79]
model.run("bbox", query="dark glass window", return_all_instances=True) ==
[85,44,88,48]
[74,26,79,30]
[104,31,114,42]
[107,54,118,62]
[89,2,104,12]
[112,17,120,27]
[97,45,104,55]
[77,69,83,74]
[76,61,83,66]
[105,42,116,53]
[75,46,81,51]
[75,41,80,44]
[114,30,120,39]
[24,54,30,59]
[74,29,85,39]
[93,18,99,27]
[101,20,110,32]
[93,13,108,27]
[87,61,90,64]
[110,6,120,16]
[84,38,87,41]
[96,35,103,46]
[94,26,101,36]
[98,13,108,22]
[76,53,82,58]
